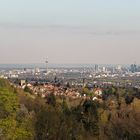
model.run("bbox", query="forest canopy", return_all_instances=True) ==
[0,79,140,140]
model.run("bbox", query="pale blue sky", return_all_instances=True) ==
[0,0,140,64]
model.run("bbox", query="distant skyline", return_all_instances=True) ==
[0,0,140,64]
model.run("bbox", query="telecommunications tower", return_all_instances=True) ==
[45,58,48,74]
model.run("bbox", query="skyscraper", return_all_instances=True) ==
[130,64,137,73]
[95,64,99,73]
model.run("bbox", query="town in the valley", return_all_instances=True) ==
[1,62,140,102]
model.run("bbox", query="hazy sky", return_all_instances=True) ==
[0,0,140,64]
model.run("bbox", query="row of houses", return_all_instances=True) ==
[19,80,103,101]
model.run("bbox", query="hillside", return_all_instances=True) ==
[0,79,34,139]
[0,79,140,140]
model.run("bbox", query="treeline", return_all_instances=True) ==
[0,79,140,140]
[0,79,34,139]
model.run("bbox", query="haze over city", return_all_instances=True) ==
[0,0,140,64]
[1,1,140,140]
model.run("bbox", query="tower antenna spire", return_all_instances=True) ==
[45,58,48,74]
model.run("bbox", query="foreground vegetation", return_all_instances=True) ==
[0,79,140,140]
